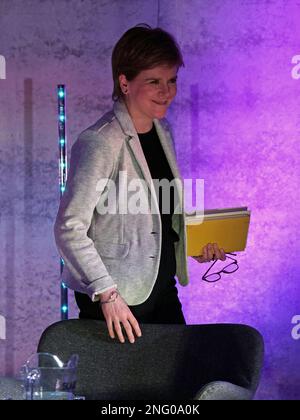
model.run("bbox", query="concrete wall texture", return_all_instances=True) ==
[0,0,300,400]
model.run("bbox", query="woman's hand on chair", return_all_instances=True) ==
[192,243,226,263]
[99,289,142,344]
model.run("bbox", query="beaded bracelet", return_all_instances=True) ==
[100,290,119,305]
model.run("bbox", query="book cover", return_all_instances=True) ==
[186,207,251,256]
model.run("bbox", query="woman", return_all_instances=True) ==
[54,25,226,344]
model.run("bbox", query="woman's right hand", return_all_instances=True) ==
[99,289,142,344]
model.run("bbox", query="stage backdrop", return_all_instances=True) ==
[0,0,300,400]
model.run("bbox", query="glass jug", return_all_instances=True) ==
[20,352,79,400]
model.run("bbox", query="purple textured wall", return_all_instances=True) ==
[0,0,299,399]
[169,1,300,400]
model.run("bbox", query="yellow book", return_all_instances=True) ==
[186,207,251,256]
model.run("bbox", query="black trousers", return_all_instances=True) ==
[75,275,185,325]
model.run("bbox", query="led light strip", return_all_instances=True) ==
[57,84,68,320]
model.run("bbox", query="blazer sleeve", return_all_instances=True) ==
[54,129,118,299]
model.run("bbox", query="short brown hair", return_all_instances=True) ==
[111,24,184,101]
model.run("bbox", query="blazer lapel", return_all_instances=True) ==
[153,119,181,180]
[154,119,184,214]
[126,136,154,190]
[113,99,156,193]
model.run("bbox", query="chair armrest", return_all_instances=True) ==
[194,381,253,400]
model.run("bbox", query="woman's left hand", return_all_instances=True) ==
[192,243,226,263]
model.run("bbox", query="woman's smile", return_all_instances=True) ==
[152,100,168,106]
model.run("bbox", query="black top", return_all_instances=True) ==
[138,124,179,282]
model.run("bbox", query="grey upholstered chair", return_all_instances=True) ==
[36,319,264,400]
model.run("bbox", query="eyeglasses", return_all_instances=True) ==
[202,253,239,283]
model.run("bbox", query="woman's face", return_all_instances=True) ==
[119,64,178,132]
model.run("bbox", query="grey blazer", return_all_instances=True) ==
[54,99,189,306]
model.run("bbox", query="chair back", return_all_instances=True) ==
[38,320,264,400]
